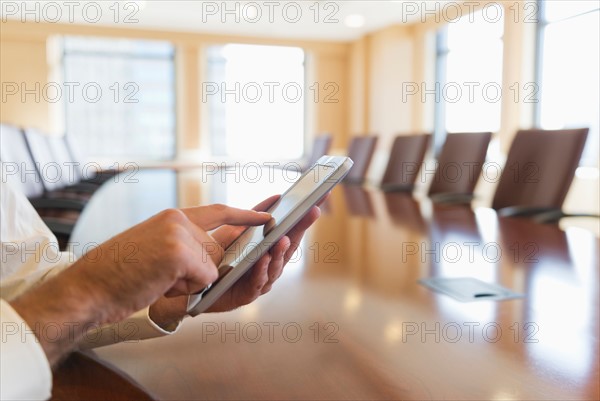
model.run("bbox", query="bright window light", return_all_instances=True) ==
[206,44,305,160]
[538,8,599,166]
[344,14,365,28]
[443,9,504,133]
[62,36,176,160]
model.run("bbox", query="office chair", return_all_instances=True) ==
[0,124,85,209]
[64,135,120,185]
[23,128,98,196]
[428,132,492,204]
[344,135,378,184]
[380,134,431,192]
[305,133,333,170]
[0,124,82,240]
[492,128,594,223]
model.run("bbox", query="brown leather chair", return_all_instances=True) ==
[344,135,378,184]
[380,134,431,192]
[428,132,492,203]
[305,133,333,170]
[492,128,590,222]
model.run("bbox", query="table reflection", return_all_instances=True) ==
[341,185,376,217]
[382,192,426,233]
[69,168,598,400]
[497,218,599,385]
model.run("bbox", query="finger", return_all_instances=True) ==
[262,237,290,295]
[284,207,321,264]
[252,195,280,212]
[249,253,270,293]
[286,206,321,244]
[199,230,226,265]
[212,195,281,248]
[316,192,331,207]
[164,243,219,296]
[211,225,246,249]
[232,253,270,306]
[181,205,271,231]
[173,217,227,265]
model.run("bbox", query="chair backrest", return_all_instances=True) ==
[47,135,83,184]
[491,128,589,210]
[307,134,333,168]
[428,132,492,196]
[381,134,431,190]
[23,128,67,192]
[64,135,105,180]
[345,135,378,184]
[0,124,45,198]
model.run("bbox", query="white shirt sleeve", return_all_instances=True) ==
[0,299,52,401]
[79,307,182,349]
[0,180,75,301]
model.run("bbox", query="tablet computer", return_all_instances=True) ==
[186,155,353,316]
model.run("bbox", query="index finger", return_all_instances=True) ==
[252,194,280,212]
[180,205,271,231]
[211,195,280,248]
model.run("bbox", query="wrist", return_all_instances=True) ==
[148,296,188,330]
[10,271,103,366]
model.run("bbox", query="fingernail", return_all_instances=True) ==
[257,211,271,217]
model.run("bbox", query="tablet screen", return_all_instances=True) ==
[265,163,337,232]
[221,163,337,267]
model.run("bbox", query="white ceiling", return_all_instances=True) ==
[2,1,451,41]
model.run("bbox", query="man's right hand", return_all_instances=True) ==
[9,205,271,366]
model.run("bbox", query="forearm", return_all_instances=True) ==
[9,268,106,367]
[10,273,188,358]
[148,295,188,331]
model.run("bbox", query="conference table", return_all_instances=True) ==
[54,167,599,400]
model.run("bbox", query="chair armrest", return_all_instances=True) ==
[343,177,366,185]
[82,170,119,184]
[497,206,559,218]
[42,218,75,237]
[430,193,475,204]
[65,182,100,194]
[380,183,414,193]
[533,211,600,224]
[29,197,86,211]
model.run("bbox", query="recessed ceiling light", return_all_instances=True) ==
[344,14,365,28]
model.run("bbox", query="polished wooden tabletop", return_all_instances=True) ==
[64,168,599,400]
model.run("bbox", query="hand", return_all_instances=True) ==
[149,194,325,327]
[207,195,322,312]
[10,205,271,366]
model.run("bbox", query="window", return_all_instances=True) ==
[435,9,504,152]
[536,1,599,166]
[62,36,176,161]
[206,44,305,160]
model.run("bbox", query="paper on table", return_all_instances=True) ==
[419,277,524,302]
